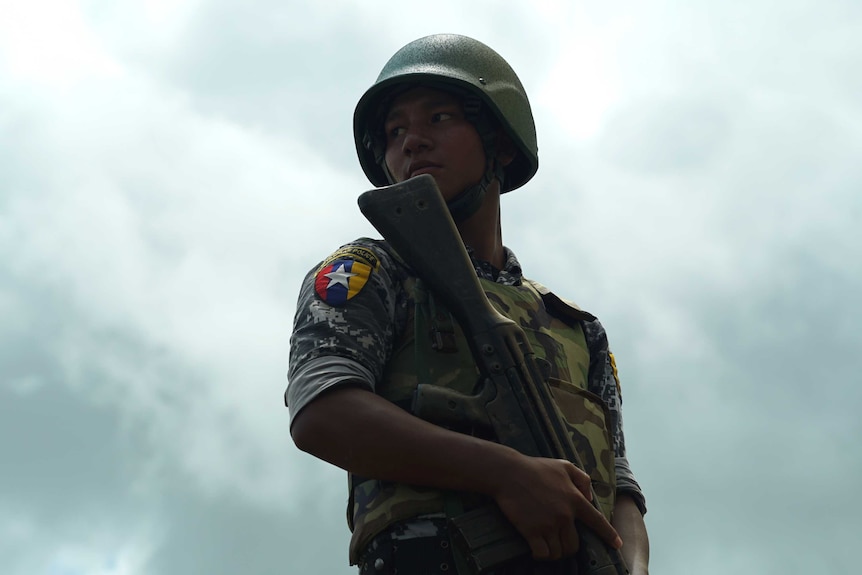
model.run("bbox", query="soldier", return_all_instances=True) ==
[287,34,649,575]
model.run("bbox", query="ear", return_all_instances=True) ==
[495,130,517,167]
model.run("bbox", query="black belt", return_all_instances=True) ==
[358,518,455,575]
[358,518,566,575]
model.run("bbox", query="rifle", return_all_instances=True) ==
[358,174,628,575]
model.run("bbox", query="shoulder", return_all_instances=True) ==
[521,279,624,402]
[290,238,412,381]
[311,238,409,277]
[522,277,611,354]
[312,237,398,272]
[522,278,597,324]
[295,238,420,323]
[303,237,410,294]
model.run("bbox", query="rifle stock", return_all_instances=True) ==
[358,175,628,575]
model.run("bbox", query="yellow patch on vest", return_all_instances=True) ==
[609,351,621,396]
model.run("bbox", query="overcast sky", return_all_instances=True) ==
[1,1,860,574]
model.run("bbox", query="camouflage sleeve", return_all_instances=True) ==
[286,356,376,427]
[583,318,647,515]
[286,239,408,424]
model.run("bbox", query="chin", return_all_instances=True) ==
[423,176,453,200]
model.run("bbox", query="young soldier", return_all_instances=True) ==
[287,34,649,574]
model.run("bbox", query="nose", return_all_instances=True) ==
[401,125,432,155]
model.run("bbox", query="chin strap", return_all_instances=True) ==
[446,160,504,223]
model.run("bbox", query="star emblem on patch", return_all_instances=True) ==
[314,258,373,305]
[323,263,357,289]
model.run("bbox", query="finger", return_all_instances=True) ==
[545,534,563,561]
[574,496,623,550]
[559,521,580,557]
[528,536,551,561]
[563,461,593,500]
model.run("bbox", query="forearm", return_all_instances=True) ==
[291,385,520,496]
[612,494,649,575]
[293,385,623,560]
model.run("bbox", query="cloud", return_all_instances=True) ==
[0,381,160,575]
[1,7,365,571]
[1,1,860,573]
[598,96,733,174]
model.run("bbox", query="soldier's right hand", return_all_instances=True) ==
[490,455,622,561]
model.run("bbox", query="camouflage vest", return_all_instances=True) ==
[347,275,616,563]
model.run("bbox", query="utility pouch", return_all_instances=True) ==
[448,504,530,574]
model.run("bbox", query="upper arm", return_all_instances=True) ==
[287,240,407,419]
[583,318,648,514]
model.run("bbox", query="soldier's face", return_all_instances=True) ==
[383,86,486,201]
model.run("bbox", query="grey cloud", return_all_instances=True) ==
[98,1,553,175]
[0,262,341,572]
[0,382,354,575]
[599,97,734,174]
[614,220,862,572]
[0,353,157,574]
[3,1,861,573]
[146,483,353,575]
[500,15,862,568]
[127,1,385,165]
[0,385,129,521]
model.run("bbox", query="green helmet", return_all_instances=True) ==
[354,34,539,193]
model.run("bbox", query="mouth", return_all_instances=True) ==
[407,163,440,179]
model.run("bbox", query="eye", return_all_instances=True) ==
[431,112,453,123]
[386,126,405,139]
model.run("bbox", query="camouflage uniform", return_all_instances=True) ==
[287,237,646,572]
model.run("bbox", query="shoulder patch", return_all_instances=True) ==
[314,246,380,306]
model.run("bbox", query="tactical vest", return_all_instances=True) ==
[347,275,617,563]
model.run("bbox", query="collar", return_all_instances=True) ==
[466,245,523,286]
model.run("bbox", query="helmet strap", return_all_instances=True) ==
[446,159,505,223]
